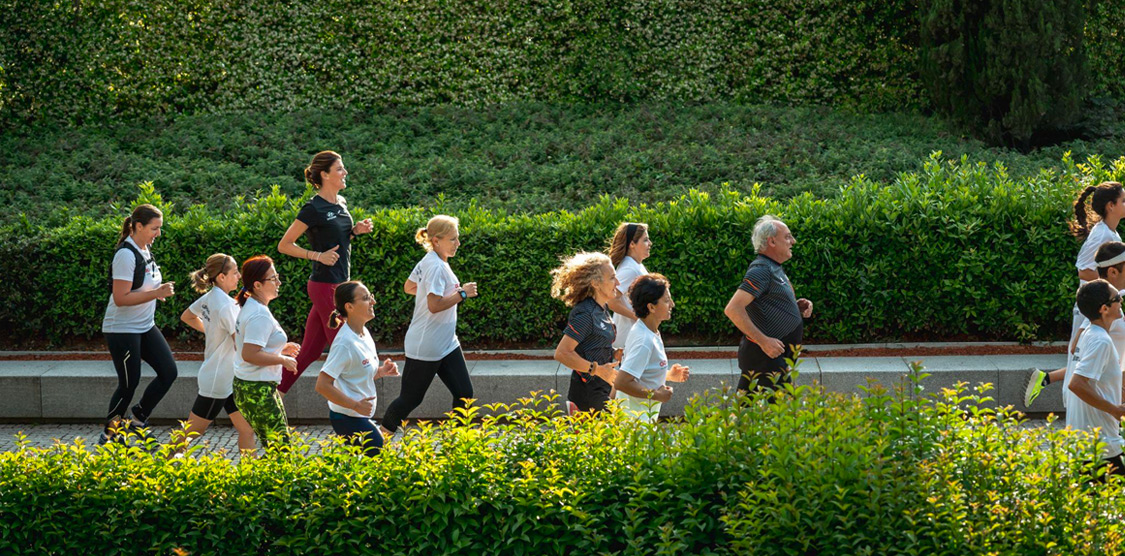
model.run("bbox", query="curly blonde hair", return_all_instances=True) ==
[550,252,613,307]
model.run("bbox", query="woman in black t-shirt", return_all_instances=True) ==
[277,151,373,394]
[550,252,620,413]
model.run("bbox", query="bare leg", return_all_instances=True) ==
[229,411,257,453]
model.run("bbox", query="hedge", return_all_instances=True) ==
[1,371,1123,554]
[2,153,1123,346]
[7,104,1125,228]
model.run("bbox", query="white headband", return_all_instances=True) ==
[1098,252,1125,268]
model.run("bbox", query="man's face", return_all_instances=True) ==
[767,223,796,263]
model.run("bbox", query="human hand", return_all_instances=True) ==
[282,342,301,357]
[797,298,813,318]
[353,218,374,235]
[353,396,377,415]
[462,282,478,298]
[593,360,618,384]
[376,358,400,379]
[759,337,785,359]
[155,281,176,301]
[319,245,340,266]
[281,356,298,373]
[667,364,690,383]
[652,385,673,403]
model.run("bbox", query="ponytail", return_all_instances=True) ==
[1072,182,1125,240]
[415,215,459,251]
[117,216,133,246]
[328,309,345,330]
[189,253,236,294]
[235,286,252,307]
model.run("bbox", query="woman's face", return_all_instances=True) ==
[348,284,376,323]
[320,158,348,191]
[648,287,674,323]
[256,265,282,302]
[216,259,241,293]
[433,228,461,259]
[132,217,163,248]
[629,230,652,262]
[595,263,620,301]
[1110,190,1125,220]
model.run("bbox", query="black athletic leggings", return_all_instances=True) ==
[105,326,178,425]
[382,347,473,433]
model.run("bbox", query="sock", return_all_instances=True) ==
[1042,373,1051,386]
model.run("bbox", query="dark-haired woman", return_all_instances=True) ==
[174,253,255,454]
[551,252,620,414]
[1026,182,1125,406]
[100,204,179,445]
[614,274,690,423]
[607,222,652,357]
[277,151,374,395]
[233,256,301,449]
[315,281,400,457]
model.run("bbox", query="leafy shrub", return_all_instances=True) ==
[5,104,1125,227]
[2,367,1124,554]
[1,154,1124,347]
[920,0,1089,147]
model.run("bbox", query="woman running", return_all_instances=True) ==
[607,222,652,357]
[381,215,477,437]
[277,151,374,395]
[551,252,620,413]
[175,254,256,453]
[100,204,178,445]
[315,281,400,457]
[1026,182,1125,406]
[614,274,691,423]
[233,256,301,449]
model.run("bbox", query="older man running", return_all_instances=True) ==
[723,215,813,393]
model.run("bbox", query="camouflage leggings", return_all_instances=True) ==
[232,378,290,448]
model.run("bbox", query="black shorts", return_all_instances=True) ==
[191,394,239,421]
[738,325,804,392]
[568,371,613,413]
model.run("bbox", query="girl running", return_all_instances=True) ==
[175,254,256,453]
[614,274,691,422]
[1026,182,1125,406]
[233,256,301,449]
[607,222,652,356]
[381,215,477,437]
[551,252,620,413]
[315,281,400,457]
[100,204,178,444]
[277,151,374,395]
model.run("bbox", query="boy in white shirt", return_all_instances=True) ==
[1067,279,1125,480]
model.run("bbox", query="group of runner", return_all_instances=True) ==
[96,149,824,454]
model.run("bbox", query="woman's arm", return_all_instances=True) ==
[277,220,317,261]
[180,307,205,333]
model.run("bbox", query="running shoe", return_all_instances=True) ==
[1024,368,1048,407]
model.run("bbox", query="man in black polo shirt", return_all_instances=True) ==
[723,215,814,392]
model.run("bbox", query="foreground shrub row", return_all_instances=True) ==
[0,374,1122,555]
[6,104,1125,226]
[3,154,1124,346]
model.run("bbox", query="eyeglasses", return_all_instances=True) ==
[1110,295,1122,305]
[264,275,281,284]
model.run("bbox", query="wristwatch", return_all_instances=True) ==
[458,289,468,301]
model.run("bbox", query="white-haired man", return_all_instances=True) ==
[723,215,813,392]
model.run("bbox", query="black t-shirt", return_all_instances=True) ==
[564,297,616,366]
[296,195,354,284]
[737,254,803,339]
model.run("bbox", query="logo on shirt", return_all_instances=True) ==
[596,320,607,330]
[660,359,667,368]
[326,211,338,221]
[361,358,371,367]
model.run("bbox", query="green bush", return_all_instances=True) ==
[0,0,918,126]
[1,153,1123,346]
[2,369,1124,554]
[920,0,1089,146]
[5,104,1125,227]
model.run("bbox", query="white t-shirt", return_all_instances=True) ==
[1066,324,1124,459]
[189,287,240,399]
[1076,221,1121,282]
[1065,287,1125,403]
[612,256,648,350]
[620,320,669,391]
[234,297,288,383]
[321,324,380,418]
[102,237,161,334]
[403,250,461,361]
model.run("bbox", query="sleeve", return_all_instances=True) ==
[1076,227,1110,271]
[1075,336,1113,381]
[110,248,136,282]
[423,261,450,297]
[188,296,205,318]
[616,263,643,295]
[296,201,319,227]
[564,307,593,342]
[241,313,272,348]
[738,264,772,298]
[320,340,353,380]
[620,332,652,379]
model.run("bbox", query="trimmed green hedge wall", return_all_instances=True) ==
[2,154,1123,345]
[1,379,1123,554]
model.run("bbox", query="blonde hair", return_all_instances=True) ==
[415,215,460,251]
[608,222,648,267]
[188,253,237,293]
[550,252,613,307]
